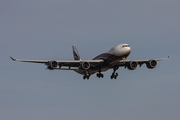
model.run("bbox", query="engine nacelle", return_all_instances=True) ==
[81,62,90,70]
[128,61,138,70]
[48,61,58,70]
[146,60,157,69]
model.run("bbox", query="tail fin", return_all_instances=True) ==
[72,45,81,60]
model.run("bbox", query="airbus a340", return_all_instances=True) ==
[10,44,170,79]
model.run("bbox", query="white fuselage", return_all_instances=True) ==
[76,44,131,75]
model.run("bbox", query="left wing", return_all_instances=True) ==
[10,56,103,70]
[10,56,50,63]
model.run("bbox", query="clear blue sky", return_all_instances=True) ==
[1,0,180,120]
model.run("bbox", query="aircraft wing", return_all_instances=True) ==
[116,55,170,67]
[10,56,103,70]
[10,56,49,63]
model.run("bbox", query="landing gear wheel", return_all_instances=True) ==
[96,73,104,78]
[83,70,90,80]
[110,67,119,79]
[83,75,90,80]
[101,74,104,78]
[111,72,118,79]
[97,73,99,78]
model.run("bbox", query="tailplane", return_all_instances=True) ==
[72,45,81,60]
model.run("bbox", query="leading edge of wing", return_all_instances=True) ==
[117,55,170,66]
[10,56,49,63]
[50,60,103,63]
[10,56,104,64]
[122,55,170,63]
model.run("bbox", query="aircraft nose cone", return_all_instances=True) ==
[127,47,131,54]
[122,47,131,56]
[111,44,131,56]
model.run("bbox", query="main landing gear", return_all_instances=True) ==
[97,73,104,78]
[96,69,104,78]
[83,71,90,80]
[111,67,119,79]
[83,75,90,80]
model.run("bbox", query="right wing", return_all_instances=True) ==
[115,55,170,68]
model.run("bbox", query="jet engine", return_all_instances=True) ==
[146,60,157,69]
[128,61,138,70]
[81,62,90,70]
[47,61,58,70]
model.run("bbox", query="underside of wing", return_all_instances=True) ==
[10,56,103,70]
[10,56,49,63]
[51,60,104,70]
[114,56,170,70]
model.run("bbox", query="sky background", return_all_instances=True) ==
[0,0,180,120]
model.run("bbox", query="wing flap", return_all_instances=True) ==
[57,60,103,67]
[54,67,78,70]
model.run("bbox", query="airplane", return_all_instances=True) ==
[10,43,170,80]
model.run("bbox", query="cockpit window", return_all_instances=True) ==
[122,45,129,48]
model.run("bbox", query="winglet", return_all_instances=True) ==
[168,55,170,59]
[10,56,16,61]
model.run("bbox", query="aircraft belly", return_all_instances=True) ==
[74,54,129,76]
[74,63,114,76]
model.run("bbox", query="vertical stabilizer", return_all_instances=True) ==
[72,45,81,60]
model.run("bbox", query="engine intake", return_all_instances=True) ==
[81,62,90,70]
[128,61,138,70]
[48,61,58,70]
[146,60,157,69]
